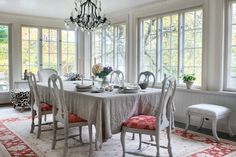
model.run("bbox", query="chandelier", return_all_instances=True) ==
[65,0,110,32]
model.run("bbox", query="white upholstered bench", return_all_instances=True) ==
[185,104,234,141]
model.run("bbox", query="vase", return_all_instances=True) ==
[101,76,109,88]
[185,81,194,89]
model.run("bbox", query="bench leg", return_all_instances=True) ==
[227,116,234,137]
[212,119,220,142]
[185,113,190,132]
[197,117,205,130]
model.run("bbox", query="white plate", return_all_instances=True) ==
[76,84,92,89]
[91,88,105,93]
[76,88,91,92]
[119,88,140,93]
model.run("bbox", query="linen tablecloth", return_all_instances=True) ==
[37,81,161,144]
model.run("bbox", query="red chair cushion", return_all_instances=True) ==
[123,115,156,130]
[68,113,87,123]
[41,102,53,111]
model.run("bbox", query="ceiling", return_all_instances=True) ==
[0,0,158,19]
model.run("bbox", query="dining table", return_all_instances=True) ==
[37,81,162,146]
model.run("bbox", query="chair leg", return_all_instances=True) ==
[227,116,234,137]
[184,113,190,132]
[212,119,220,141]
[88,124,93,157]
[37,114,42,139]
[52,121,57,149]
[63,127,69,157]
[79,126,83,143]
[197,117,205,130]
[30,110,36,133]
[44,114,47,122]
[150,135,154,141]
[120,128,126,157]
[138,133,142,150]
[167,126,173,157]
[155,127,160,157]
[95,133,98,151]
[132,133,135,140]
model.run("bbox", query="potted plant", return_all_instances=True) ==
[181,74,196,89]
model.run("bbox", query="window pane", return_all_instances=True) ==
[160,14,179,80]
[140,18,157,78]
[22,27,39,75]
[61,30,76,75]
[0,25,9,92]
[139,9,203,86]
[228,1,236,88]
[42,28,58,70]
[183,9,203,86]
[92,24,127,77]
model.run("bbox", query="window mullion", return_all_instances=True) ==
[158,17,163,82]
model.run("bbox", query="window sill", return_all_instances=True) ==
[176,87,236,97]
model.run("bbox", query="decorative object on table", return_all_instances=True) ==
[138,71,156,89]
[10,89,30,112]
[64,0,110,32]
[181,73,196,89]
[23,69,28,80]
[92,64,113,88]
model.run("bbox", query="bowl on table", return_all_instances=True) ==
[138,82,148,89]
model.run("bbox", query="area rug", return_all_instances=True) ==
[0,116,236,157]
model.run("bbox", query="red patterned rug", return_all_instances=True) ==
[0,116,236,157]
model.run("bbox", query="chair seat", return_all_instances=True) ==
[68,113,87,123]
[41,102,53,111]
[123,115,156,130]
[187,104,231,118]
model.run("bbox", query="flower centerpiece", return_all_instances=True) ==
[92,64,113,88]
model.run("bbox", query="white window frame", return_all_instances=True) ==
[0,24,11,92]
[225,0,236,91]
[139,7,203,87]
[91,23,128,77]
[21,25,79,76]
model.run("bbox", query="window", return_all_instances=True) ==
[42,28,58,70]
[140,8,203,85]
[21,27,78,76]
[0,25,9,92]
[22,27,39,74]
[227,1,236,89]
[61,30,77,75]
[92,24,127,75]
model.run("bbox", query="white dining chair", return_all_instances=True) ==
[48,74,94,157]
[120,76,176,157]
[28,72,53,138]
[138,71,156,87]
[110,70,124,85]
[38,68,58,82]
[133,71,156,141]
